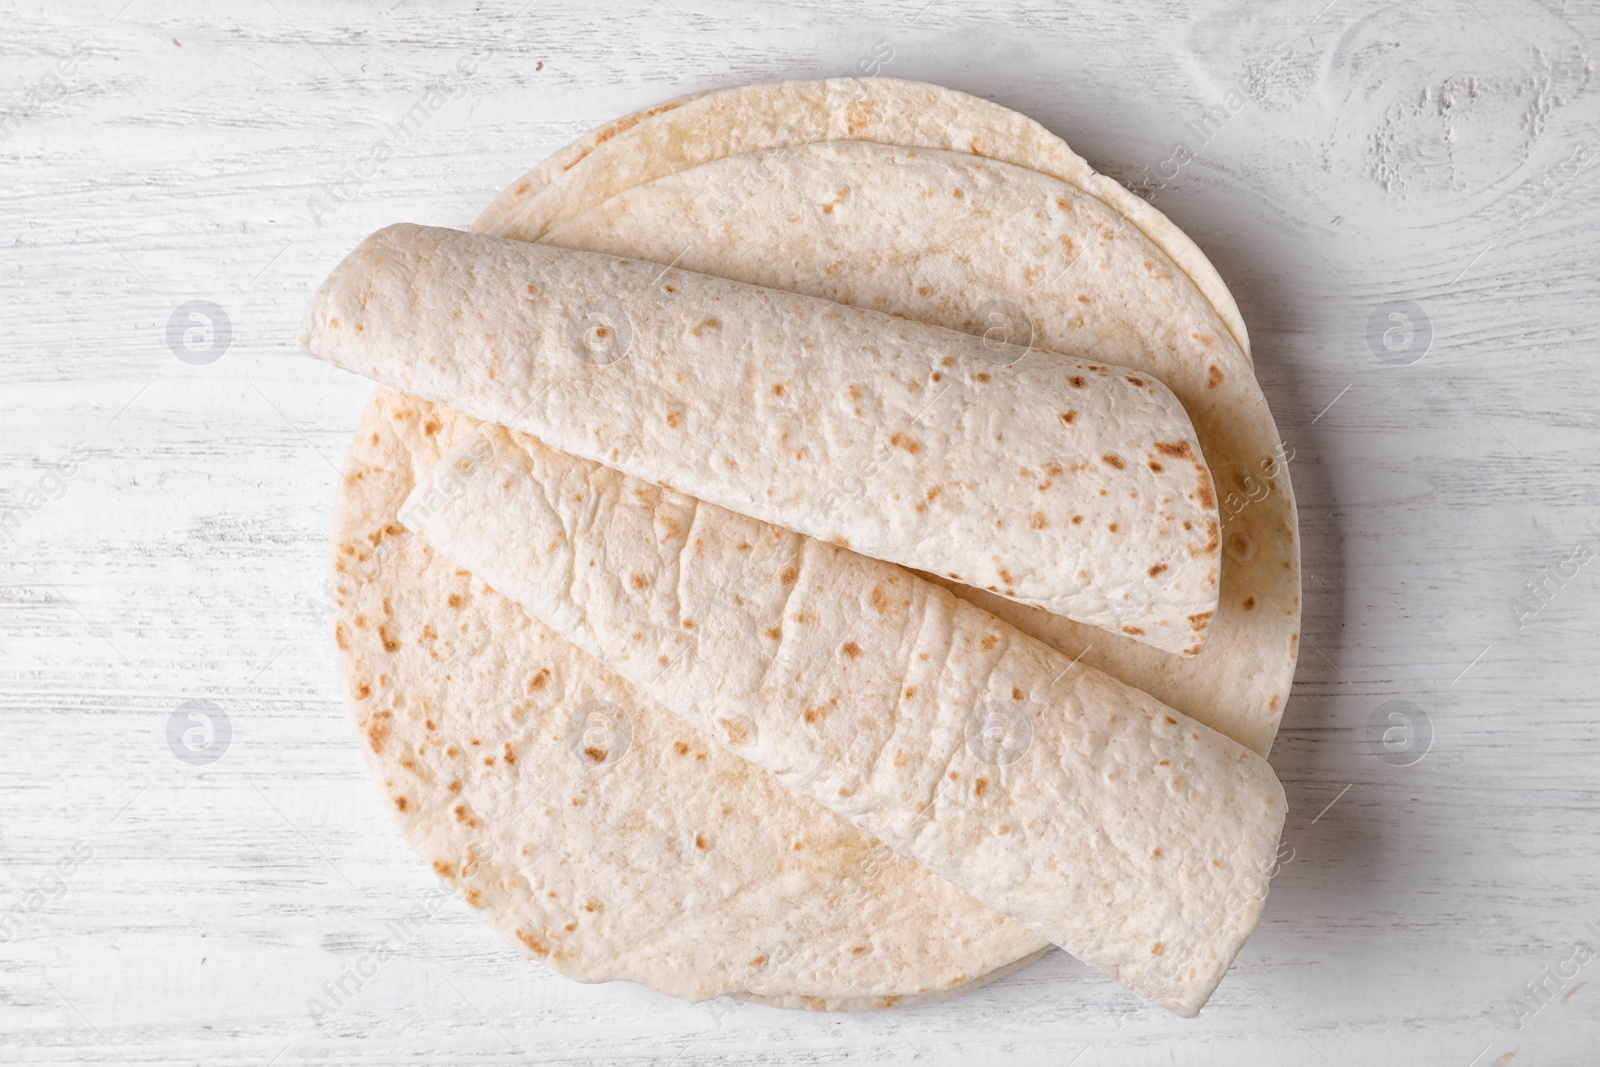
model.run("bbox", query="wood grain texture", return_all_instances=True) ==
[2,0,1598,1063]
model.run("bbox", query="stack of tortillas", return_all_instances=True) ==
[302,79,1300,1017]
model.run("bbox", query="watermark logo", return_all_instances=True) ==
[969,299,1035,367]
[307,45,493,227]
[397,432,495,531]
[565,700,631,768]
[0,840,94,944]
[1367,301,1431,366]
[1365,699,1432,767]
[1125,41,1295,199]
[1505,924,1599,1030]
[0,41,92,147]
[167,300,232,366]
[1506,120,1600,231]
[965,701,1034,766]
[0,440,93,549]
[1510,519,1600,632]
[167,699,231,766]
[307,874,477,1023]
[564,299,634,366]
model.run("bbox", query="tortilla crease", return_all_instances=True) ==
[334,388,1052,1005]
[304,223,1225,655]
[402,425,1287,1016]
[532,140,1299,757]
[476,77,1252,364]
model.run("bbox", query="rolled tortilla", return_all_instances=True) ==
[302,223,1222,655]
[400,426,1286,1016]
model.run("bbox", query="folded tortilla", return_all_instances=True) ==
[334,389,1053,1006]
[528,139,1300,756]
[302,223,1222,655]
[400,426,1286,1016]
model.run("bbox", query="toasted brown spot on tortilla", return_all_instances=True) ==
[771,383,785,397]
[516,930,549,957]
[1102,454,1125,470]
[365,717,388,752]
[447,594,462,609]
[1149,562,1169,577]
[1148,459,1165,473]
[1207,364,1225,387]
[393,795,408,811]
[1068,375,1087,388]
[1164,716,1179,726]
[1192,332,1216,349]
[694,835,708,850]
[718,718,750,746]
[778,565,798,584]
[973,778,989,797]
[903,686,917,700]
[673,741,690,756]
[629,573,649,591]
[973,372,990,383]
[1154,441,1193,459]
[691,317,720,337]
[1108,522,1119,533]
[979,634,1000,651]
[582,745,607,763]
[665,410,682,429]
[1151,942,1164,956]
[1243,597,1257,611]
[1126,376,1148,387]
[763,626,782,640]
[1060,410,1077,424]
[842,641,863,659]
[845,98,878,134]
[1030,511,1048,529]
[889,432,922,455]
[1196,470,1216,509]
[1269,694,1281,710]
[1122,625,1145,636]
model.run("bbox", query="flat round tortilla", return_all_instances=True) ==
[476,77,1252,363]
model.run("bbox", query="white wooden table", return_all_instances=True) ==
[3,1,1598,1063]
